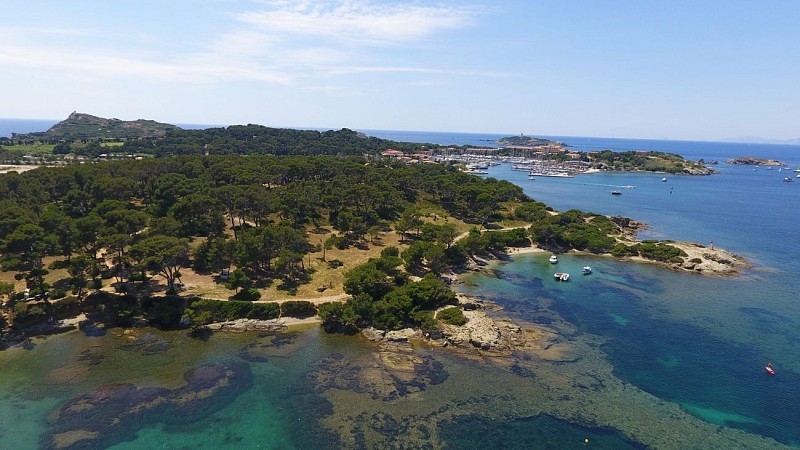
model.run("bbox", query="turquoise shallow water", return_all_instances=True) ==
[2,128,800,448]
[458,251,800,445]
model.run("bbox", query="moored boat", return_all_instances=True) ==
[582,266,592,275]
[549,255,558,264]
[554,272,570,281]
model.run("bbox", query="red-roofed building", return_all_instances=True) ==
[381,149,405,158]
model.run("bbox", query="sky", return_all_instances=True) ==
[1,0,798,141]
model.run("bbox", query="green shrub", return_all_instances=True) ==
[318,301,359,333]
[82,291,137,323]
[249,302,280,320]
[51,296,81,319]
[49,288,67,300]
[635,242,687,262]
[514,202,549,222]
[183,298,279,325]
[230,287,261,301]
[128,272,147,282]
[280,300,316,318]
[412,310,440,333]
[437,307,467,326]
[141,295,185,327]
[611,243,638,257]
[12,302,47,327]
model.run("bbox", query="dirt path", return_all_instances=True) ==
[253,293,349,305]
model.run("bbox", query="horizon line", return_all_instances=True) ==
[1,116,798,146]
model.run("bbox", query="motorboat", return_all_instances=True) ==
[661,177,667,182]
[611,190,622,195]
[554,272,570,281]
[549,255,558,264]
[784,177,793,182]
[582,266,592,275]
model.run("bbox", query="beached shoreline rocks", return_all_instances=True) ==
[202,318,287,333]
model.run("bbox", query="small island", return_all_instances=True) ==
[496,134,564,148]
[726,156,785,166]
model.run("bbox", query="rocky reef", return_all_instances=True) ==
[40,361,253,450]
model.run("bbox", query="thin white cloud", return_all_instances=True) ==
[235,0,475,45]
[0,1,489,87]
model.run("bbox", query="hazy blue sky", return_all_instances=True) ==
[2,1,798,140]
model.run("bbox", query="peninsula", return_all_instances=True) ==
[0,114,747,348]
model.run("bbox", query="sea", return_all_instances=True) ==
[2,119,800,449]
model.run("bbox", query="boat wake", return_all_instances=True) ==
[581,183,637,189]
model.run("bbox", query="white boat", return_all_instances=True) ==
[582,266,592,275]
[784,177,793,182]
[554,272,570,281]
[661,177,667,182]
[549,255,558,264]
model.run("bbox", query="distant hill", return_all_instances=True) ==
[720,136,800,145]
[13,112,179,140]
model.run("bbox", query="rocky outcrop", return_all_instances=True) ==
[658,242,751,276]
[385,328,419,342]
[442,311,500,350]
[361,327,386,342]
[202,318,286,333]
[360,328,421,343]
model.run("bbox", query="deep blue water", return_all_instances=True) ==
[363,128,800,446]
[0,119,59,137]
[404,133,800,445]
